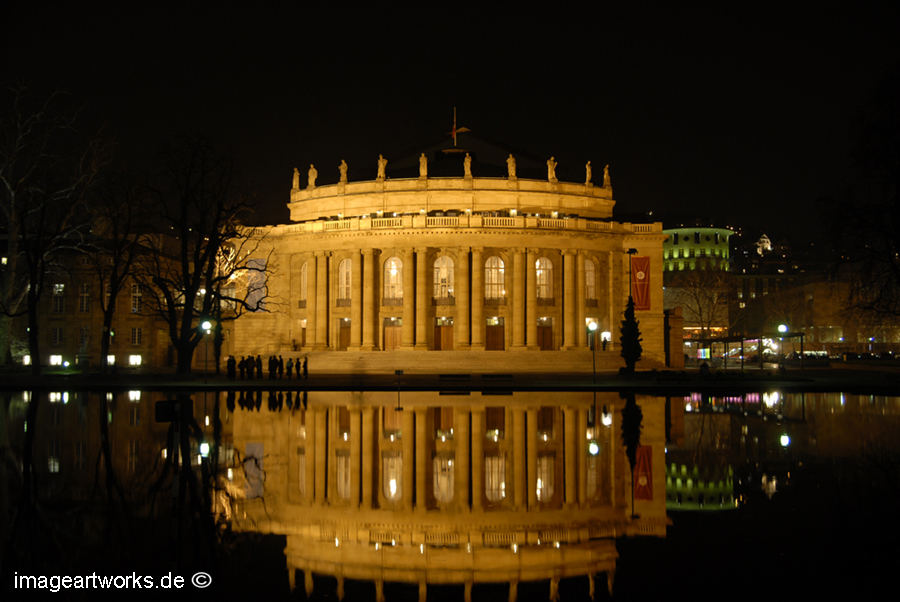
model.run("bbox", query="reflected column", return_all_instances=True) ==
[471,407,484,511]
[454,407,470,511]
[415,408,427,511]
[512,408,525,508]
[401,409,414,510]
[564,406,576,506]
[526,407,537,508]
[351,408,361,505]
[362,407,374,508]
[315,407,327,503]
[305,407,316,503]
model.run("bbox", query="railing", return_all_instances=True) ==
[324,220,351,231]
[425,531,460,547]
[482,217,518,228]
[586,221,613,231]
[482,531,517,547]
[426,216,459,227]
[371,217,402,228]
[433,297,455,306]
[537,218,567,229]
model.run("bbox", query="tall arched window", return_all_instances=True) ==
[299,262,308,304]
[584,259,596,300]
[433,256,454,300]
[485,256,505,299]
[383,257,403,301]
[536,257,553,299]
[338,258,351,301]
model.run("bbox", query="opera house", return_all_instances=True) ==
[227,140,669,600]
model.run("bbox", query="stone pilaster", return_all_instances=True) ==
[512,249,526,349]
[455,247,470,349]
[315,252,328,350]
[350,252,362,350]
[401,249,415,349]
[470,247,485,350]
[415,247,428,349]
[526,249,537,350]
[563,250,576,349]
[362,249,376,350]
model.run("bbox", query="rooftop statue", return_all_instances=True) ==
[307,164,318,189]
[419,153,427,178]
[377,154,387,180]
[585,160,593,185]
[507,154,516,179]
[463,153,472,178]
[339,159,348,183]
[603,163,611,187]
[292,167,300,190]
[547,156,558,183]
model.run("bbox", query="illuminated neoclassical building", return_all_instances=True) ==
[234,149,667,373]
[231,390,667,601]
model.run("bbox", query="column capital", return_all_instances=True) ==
[362,247,377,257]
[562,248,578,257]
[414,246,430,254]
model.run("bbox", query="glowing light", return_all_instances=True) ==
[49,355,63,366]
[780,434,790,447]
[129,355,142,366]
[200,442,210,457]
[588,441,600,456]
[23,355,31,366]
[601,410,613,427]
[106,355,115,366]
[389,478,397,497]
[778,324,788,334]
[227,468,233,480]
[587,321,598,332]
[129,390,141,401]
[763,391,780,408]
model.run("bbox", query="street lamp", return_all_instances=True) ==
[588,320,598,416]
[200,319,213,380]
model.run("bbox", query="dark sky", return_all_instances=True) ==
[6,2,900,241]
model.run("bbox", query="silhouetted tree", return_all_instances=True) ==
[620,392,643,518]
[619,296,643,374]
[0,87,104,373]
[136,139,271,375]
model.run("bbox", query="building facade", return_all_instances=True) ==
[234,159,667,373]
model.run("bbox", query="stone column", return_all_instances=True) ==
[455,247,470,349]
[315,408,327,503]
[305,407,316,503]
[563,250,576,349]
[526,249,537,350]
[350,251,362,350]
[526,407,537,508]
[454,407,470,511]
[362,249,377,350]
[512,249,526,349]
[512,408,526,508]
[351,409,361,505]
[415,247,428,349]
[402,409,414,510]
[307,254,318,348]
[415,408,427,511]
[470,407,484,511]
[576,252,586,348]
[362,407,374,508]
[401,249,415,349]
[470,247,484,350]
[315,251,328,349]
[607,251,616,338]
[564,406,576,506]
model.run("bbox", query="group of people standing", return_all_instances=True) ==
[225,354,308,380]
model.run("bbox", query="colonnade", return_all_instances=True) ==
[297,402,613,512]
[297,246,619,352]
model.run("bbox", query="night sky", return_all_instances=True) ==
[6,2,900,242]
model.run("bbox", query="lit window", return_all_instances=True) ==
[23,355,31,366]
[52,283,65,313]
[48,440,61,473]
[584,259,596,299]
[49,355,63,366]
[128,390,141,401]
[485,256,505,299]
[106,355,116,366]
[297,450,306,496]
[536,257,553,299]
[383,257,403,301]
[338,258,352,301]
[433,256,454,299]
[128,355,142,366]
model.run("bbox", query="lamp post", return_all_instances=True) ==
[201,319,212,381]
[588,321,598,417]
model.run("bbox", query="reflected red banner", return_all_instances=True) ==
[635,445,653,500]
[631,256,651,310]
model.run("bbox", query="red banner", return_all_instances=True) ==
[631,256,651,310]
[634,445,653,500]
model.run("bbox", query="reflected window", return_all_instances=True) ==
[383,257,403,301]
[433,256,454,299]
[536,454,555,502]
[128,440,140,473]
[335,451,350,500]
[383,452,402,501]
[485,454,506,502]
[486,407,505,441]
[297,449,306,497]
[48,440,61,473]
[485,256,505,299]
[433,454,455,504]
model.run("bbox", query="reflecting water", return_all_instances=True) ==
[1,388,898,600]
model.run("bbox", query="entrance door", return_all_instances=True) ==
[383,318,402,350]
[338,319,351,350]
[537,318,553,350]
[485,317,505,351]
[434,317,454,350]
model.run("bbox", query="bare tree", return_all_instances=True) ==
[136,139,271,375]
[0,87,104,373]
[666,269,732,338]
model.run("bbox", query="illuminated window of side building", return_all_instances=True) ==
[52,283,65,313]
[128,355,142,366]
[49,355,63,366]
